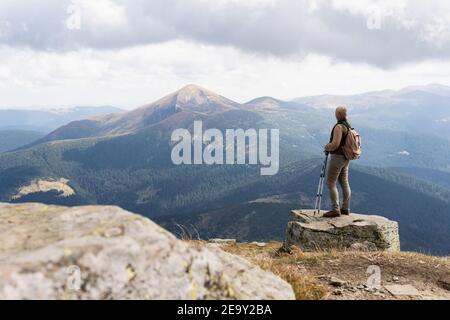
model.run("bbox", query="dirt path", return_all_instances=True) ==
[217,241,450,300]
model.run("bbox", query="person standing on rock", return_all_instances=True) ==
[323,106,352,218]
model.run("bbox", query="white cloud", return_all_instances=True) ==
[78,0,128,29]
[2,40,450,109]
[1,1,450,108]
[1,0,450,67]
[199,0,278,8]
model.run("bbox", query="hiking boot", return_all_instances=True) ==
[323,210,341,218]
[341,209,350,215]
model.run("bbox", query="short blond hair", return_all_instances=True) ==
[335,106,347,121]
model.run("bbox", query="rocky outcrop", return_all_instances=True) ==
[285,210,400,252]
[0,203,294,300]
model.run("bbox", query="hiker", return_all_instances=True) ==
[323,106,352,218]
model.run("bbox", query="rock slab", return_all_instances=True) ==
[285,210,400,252]
[385,284,420,296]
[0,203,294,300]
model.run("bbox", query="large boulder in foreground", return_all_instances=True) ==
[0,203,294,300]
[286,210,400,252]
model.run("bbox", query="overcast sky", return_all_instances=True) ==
[1,0,450,109]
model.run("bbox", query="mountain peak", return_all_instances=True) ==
[246,96,284,105]
[174,84,221,106]
[178,83,209,92]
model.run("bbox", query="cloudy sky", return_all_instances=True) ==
[1,0,450,109]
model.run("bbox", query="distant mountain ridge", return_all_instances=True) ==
[0,130,45,153]
[0,106,124,133]
[33,85,241,145]
[293,83,450,108]
[293,84,450,143]
[28,83,450,148]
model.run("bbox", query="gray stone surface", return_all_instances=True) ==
[329,277,347,287]
[0,203,294,300]
[285,210,400,252]
[385,284,420,296]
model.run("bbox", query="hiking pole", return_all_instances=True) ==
[316,155,327,215]
[314,152,329,216]
[313,172,323,216]
[314,157,325,215]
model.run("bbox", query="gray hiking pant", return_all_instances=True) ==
[326,154,351,212]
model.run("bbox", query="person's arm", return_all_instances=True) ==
[325,125,343,152]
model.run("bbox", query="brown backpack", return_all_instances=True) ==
[342,126,362,160]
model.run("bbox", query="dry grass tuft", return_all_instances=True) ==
[220,242,329,300]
